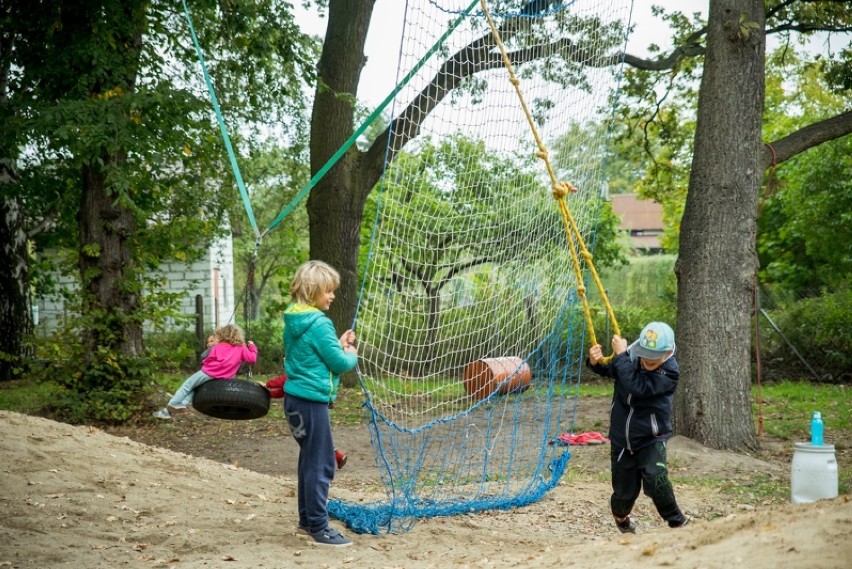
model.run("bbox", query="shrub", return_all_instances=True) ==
[589,255,678,344]
[245,317,285,375]
[761,287,852,382]
[145,329,198,372]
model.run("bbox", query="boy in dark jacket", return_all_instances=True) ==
[587,321,690,534]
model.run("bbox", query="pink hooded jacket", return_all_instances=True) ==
[201,342,257,378]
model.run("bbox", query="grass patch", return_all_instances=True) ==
[678,473,790,505]
[754,380,851,442]
[576,379,614,399]
[755,380,851,495]
[0,377,60,413]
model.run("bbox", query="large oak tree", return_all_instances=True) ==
[0,0,316,415]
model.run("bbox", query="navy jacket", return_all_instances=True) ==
[587,351,679,453]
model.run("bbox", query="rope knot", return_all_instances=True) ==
[551,181,576,199]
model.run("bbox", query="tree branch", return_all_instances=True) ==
[622,26,707,71]
[762,110,852,169]
[767,23,852,34]
[362,14,563,188]
[767,0,852,20]
[25,214,57,240]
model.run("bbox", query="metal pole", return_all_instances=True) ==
[759,308,821,381]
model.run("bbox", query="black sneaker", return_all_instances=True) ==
[309,526,353,547]
[670,515,691,528]
[615,516,637,534]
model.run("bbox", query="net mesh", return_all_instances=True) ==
[330,0,632,533]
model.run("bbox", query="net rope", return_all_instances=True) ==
[331,0,633,533]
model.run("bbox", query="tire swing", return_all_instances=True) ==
[193,379,270,420]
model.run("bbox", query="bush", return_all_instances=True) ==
[761,287,852,382]
[144,317,285,376]
[145,329,198,372]
[30,339,154,424]
[244,317,285,375]
[589,255,677,344]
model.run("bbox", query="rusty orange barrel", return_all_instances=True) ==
[463,357,531,400]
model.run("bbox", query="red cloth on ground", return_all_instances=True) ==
[265,374,287,398]
[555,431,610,446]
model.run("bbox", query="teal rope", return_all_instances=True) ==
[180,0,260,240]
[260,0,480,238]
[182,0,478,241]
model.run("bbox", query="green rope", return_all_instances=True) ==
[262,0,480,238]
[182,0,479,240]
[180,0,260,240]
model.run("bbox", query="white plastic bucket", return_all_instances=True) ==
[791,442,839,504]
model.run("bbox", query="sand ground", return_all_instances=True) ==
[1,408,850,569]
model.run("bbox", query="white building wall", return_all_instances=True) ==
[35,233,236,335]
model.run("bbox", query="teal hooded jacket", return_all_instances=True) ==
[282,303,358,403]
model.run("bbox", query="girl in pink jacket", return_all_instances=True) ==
[153,324,257,419]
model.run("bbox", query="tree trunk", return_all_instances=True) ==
[78,162,143,359]
[0,191,32,381]
[308,0,377,333]
[0,29,32,381]
[674,0,765,452]
[73,3,147,362]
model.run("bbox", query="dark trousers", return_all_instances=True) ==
[284,394,336,532]
[610,440,686,527]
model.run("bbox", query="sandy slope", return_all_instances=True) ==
[1,410,850,569]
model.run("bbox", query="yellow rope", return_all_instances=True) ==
[480,0,620,361]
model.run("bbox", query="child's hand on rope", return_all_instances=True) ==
[589,344,604,365]
[340,329,358,355]
[611,335,627,355]
[591,335,628,364]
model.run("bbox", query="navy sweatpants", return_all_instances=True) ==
[284,394,336,532]
[610,440,687,527]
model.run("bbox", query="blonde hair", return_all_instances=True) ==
[215,324,246,346]
[290,260,340,306]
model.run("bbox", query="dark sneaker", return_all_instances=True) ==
[614,515,637,534]
[670,515,691,528]
[309,526,352,547]
[335,450,348,469]
[167,405,187,415]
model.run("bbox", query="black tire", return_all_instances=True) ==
[193,379,270,420]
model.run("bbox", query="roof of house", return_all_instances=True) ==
[610,193,663,232]
[610,193,664,251]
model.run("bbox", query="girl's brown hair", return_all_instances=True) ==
[215,324,246,346]
[290,260,340,306]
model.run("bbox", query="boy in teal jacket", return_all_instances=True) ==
[283,260,358,547]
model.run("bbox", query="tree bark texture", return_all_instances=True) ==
[0,28,32,380]
[674,0,765,452]
[0,192,33,381]
[78,162,143,359]
[73,2,147,361]
[308,0,377,333]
